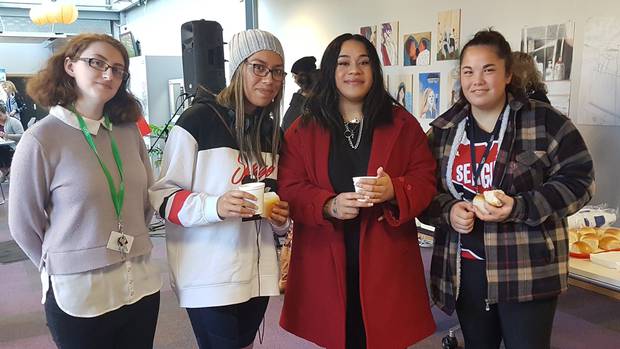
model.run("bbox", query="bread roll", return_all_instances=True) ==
[570,241,593,254]
[580,235,599,251]
[602,227,620,239]
[483,190,505,207]
[578,227,597,236]
[598,236,620,251]
[473,194,489,214]
[568,229,581,244]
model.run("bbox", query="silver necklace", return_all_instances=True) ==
[343,116,364,149]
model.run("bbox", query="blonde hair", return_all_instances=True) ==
[216,62,283,168]
[1,81,17,94]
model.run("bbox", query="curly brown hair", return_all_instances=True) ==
[511,51,547,95]
[27,33,142,124]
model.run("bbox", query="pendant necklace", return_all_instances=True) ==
[343,116,364,149]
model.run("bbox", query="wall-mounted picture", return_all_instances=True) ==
[447,66,461,107]
[437,9,461,61]
[403,32,431,66]
[521,21,574,82]
[389,74,414,113]
[360,25,377,47]
[521,21,575,115]
[379,21,399,66]
[578,17,620,126]
[419,72,440,119]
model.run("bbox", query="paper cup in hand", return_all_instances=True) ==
[262,192,280,218]
[238,182,265,215]
[352,176,378,202]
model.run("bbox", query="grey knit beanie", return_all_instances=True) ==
[228,29,285,77]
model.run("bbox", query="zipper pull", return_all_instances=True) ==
[485,299,490,311]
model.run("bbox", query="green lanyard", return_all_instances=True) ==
[73,108,125,225]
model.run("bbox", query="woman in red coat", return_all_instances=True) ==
[278,33,437,349]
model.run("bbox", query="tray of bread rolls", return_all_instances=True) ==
[569,227,620,259]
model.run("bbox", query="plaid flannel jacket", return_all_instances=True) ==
[423,94,595,315]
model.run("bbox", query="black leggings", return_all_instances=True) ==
[456,259,558,349]
[45,288,160,349]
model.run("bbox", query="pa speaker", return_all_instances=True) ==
[181,20,226,95]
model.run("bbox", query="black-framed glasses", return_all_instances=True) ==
[76,57,129,80]
[247,63,287,81]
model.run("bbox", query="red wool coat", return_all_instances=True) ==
[278,107,437,349]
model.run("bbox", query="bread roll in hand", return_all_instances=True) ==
[472,190,505,214]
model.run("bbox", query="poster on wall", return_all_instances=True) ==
[437,9,461,61]
[521,21,574,115]
[577,17,620,126]
[447,66,460,108]
[403,32,431,66]
[389,74,414,113]
[379,21,398,66]
[418,72,440,119]
[360,25,377,47]
[0,68,6,82]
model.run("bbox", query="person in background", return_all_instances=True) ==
[512,51,551,104]
[282,56,319,131]
[423,29,594,349]
[9,33,162,349]
[149,29,290,349]
[1,80,28,129]
[0,101,24,182]
[278,33,436,349]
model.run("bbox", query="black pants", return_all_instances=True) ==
[186,296,269,349]
[44,289,160,349]
[456,259,558,349]
[344,222,366,349]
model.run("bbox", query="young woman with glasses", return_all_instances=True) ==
[9,33,161,348]
[150,29,290,349]
[278,33,437,349]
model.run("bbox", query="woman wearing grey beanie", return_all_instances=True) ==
[150,29,291,349]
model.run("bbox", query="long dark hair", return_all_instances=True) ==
[27,33,141,125]
[455,29,524,107]
[302,33,395,136]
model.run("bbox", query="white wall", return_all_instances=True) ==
[123,0,246,79]
[258,0,620,210]
[0,43,51,75]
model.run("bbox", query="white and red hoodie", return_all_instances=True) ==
[149,93,286,308]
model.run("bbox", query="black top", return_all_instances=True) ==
[528,89,551,104]
[328,121,372,348]
[282,92,307,132]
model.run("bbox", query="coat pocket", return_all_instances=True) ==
[510,150,550,192]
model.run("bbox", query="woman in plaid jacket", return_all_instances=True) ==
[423,29,594,349]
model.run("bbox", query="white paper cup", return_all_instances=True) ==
[352,176,378,202]
[238,182,265,215]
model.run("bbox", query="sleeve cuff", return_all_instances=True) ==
[205,195,224,223]
[271,217,291,235]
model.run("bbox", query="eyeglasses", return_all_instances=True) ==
[75,57,129,80]
[247,63,287,81]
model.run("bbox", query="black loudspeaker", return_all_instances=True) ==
[181,20,226,95]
